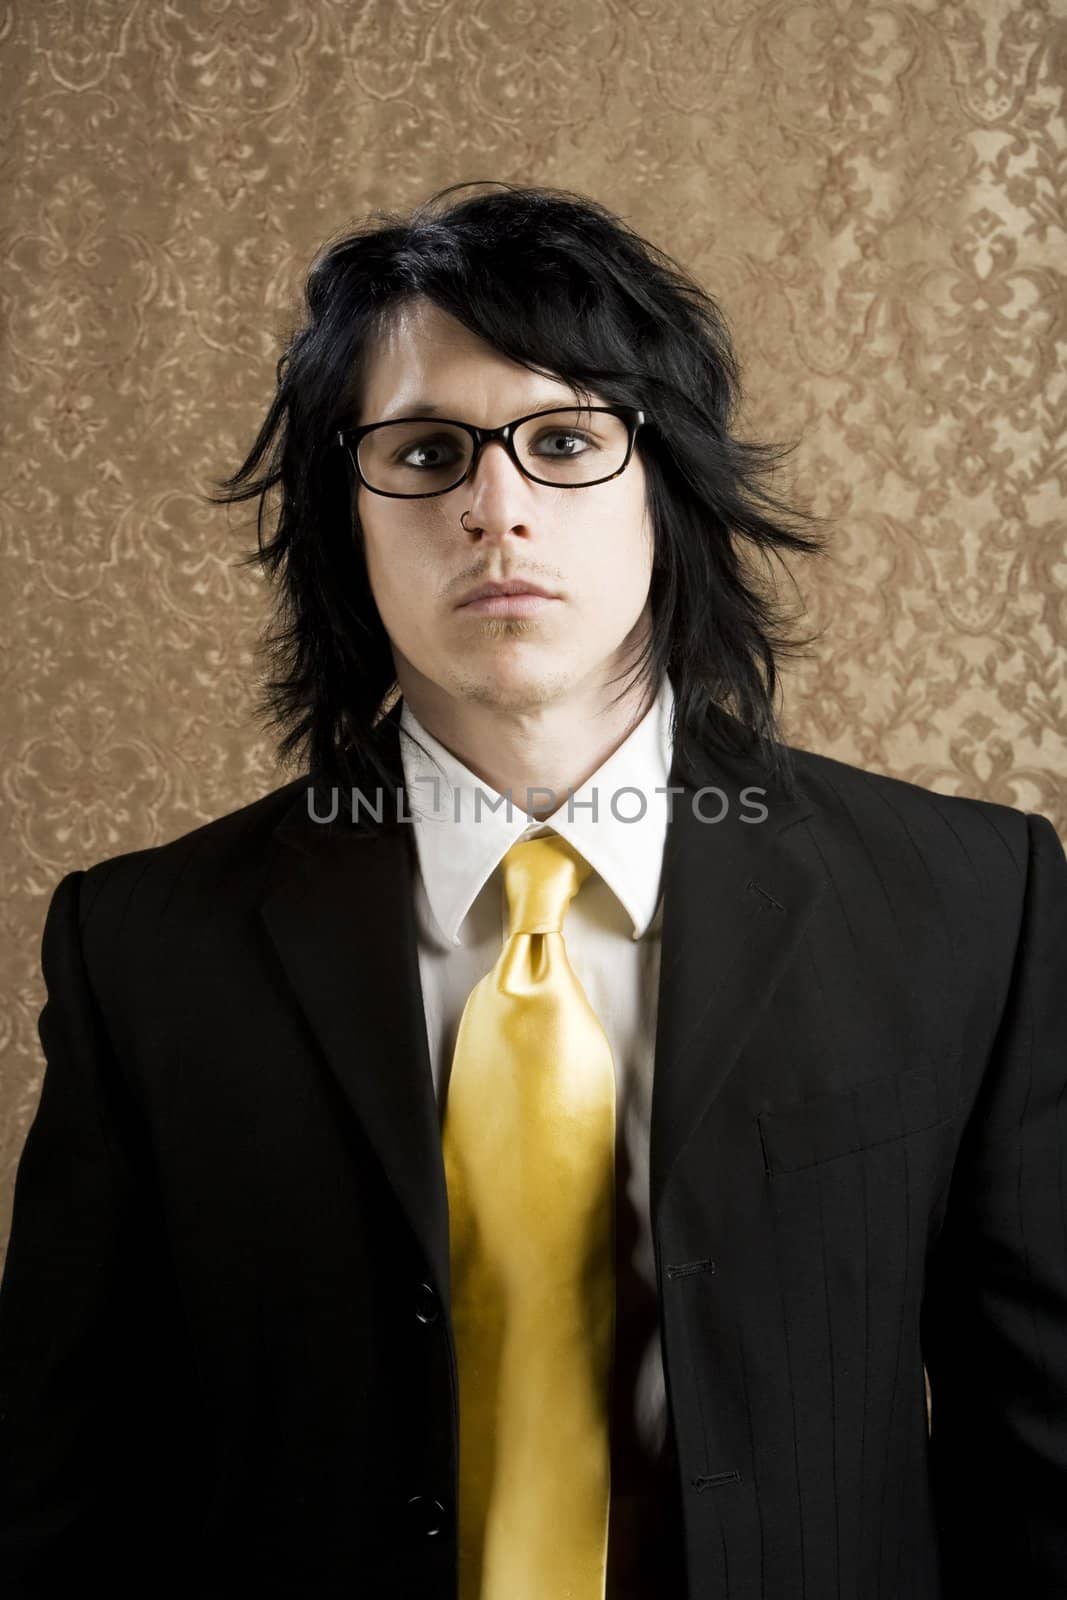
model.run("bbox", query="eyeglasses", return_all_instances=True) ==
[335,405,647,499]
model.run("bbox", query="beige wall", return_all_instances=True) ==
[2,1,1065,1270]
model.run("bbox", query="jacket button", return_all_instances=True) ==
[414,1281,440,1323]
[406,1494,446,1537]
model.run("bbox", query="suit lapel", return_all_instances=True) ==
[258,706,452,1300]
[258,698,825,1308]
[648,726,824,1233]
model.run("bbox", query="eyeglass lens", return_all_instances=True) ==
[356,408,630,496]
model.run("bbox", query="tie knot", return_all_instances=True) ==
[502,833,592,937]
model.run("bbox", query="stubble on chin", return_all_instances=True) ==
[470,616,542,640]
[446,646,574,712]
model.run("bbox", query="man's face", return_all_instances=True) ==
[354,296,655,717]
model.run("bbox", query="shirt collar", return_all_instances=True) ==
[398,674,676,948]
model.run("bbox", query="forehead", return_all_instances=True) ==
[357,296,578,423]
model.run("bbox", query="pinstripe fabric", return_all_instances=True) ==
[648,767,1067,1598]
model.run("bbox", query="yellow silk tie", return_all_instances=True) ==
[442,831,617,1600]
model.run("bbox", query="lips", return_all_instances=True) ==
[457,579,559,607]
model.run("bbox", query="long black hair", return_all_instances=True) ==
[209,180,832,808]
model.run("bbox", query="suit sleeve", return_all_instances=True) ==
[922,810,1067,1596]
[0,870,201,1596]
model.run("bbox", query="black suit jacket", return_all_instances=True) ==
[1,700,1065,1599]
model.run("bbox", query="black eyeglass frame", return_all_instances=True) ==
[335,405,648,500]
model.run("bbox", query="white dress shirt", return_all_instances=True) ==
[397,673,676,1462]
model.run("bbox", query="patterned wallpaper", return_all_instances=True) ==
[1,0,1065,1283]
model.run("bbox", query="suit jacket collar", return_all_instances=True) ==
[259,694,824,1311]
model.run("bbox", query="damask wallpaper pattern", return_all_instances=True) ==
[1,0,1064,1304]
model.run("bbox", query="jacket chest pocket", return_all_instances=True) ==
[757,1064,946,1177]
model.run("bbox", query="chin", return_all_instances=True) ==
[451,664,574,711]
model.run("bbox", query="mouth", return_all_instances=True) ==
[456,592,560,618]
[455,577,562,616]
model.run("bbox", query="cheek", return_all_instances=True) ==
[361,517,442,625]
[359,524,408,631]
[579,498,653,599]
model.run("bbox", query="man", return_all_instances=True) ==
[1,182,1064,1600]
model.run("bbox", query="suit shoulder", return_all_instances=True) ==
[73,772,312,926]
[783,740,1041,879]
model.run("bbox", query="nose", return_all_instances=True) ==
[457,437,537,539]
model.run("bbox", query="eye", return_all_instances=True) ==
[531,427,596,458]
[395,434,464,469]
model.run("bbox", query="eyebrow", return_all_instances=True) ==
[377,396,580,424]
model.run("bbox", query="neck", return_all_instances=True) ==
[398,671,662,822]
